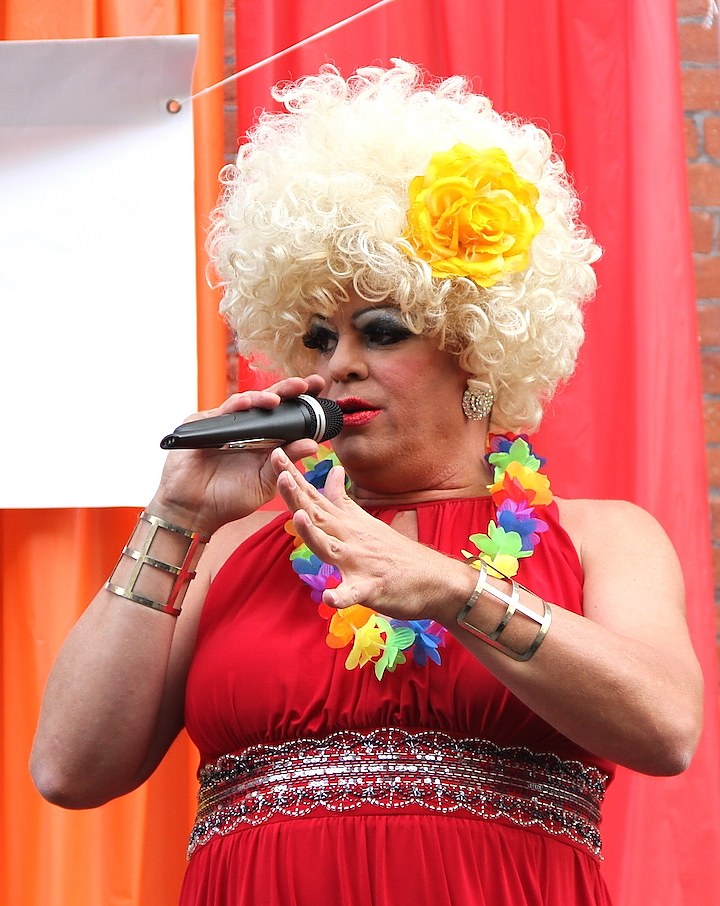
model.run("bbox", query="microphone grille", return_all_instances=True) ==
[317,398,344,442]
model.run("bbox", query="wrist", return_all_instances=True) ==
[145,495,219,539]
[105,511,210,617]
[455,564,552,661]
[418,555,482,625]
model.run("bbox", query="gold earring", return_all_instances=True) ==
[462,379,494,420]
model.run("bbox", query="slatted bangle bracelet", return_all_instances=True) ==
[457,567,552,661]
[105,511,210,617]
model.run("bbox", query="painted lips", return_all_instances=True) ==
[337,398,381,428]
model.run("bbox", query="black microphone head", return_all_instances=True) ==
[317,398,344,442]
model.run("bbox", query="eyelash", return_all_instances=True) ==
[302,318,412,354]
[302,326,337,354]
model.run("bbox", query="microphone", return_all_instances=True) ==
[160,395,344,451]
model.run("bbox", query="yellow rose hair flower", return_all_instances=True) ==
[404,144,544,287]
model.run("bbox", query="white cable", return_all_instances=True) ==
[166,0,397,113]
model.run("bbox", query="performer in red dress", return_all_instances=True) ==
[31,61,702,905]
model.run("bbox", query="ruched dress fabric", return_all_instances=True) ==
[181,496,615,906]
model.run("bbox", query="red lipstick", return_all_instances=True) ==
[337,397,381,428]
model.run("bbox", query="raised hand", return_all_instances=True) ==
[272,447,470,624]
[147,375,326,536]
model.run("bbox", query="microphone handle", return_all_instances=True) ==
[160,397,318,450]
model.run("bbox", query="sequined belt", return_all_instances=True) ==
[188,728,608,858]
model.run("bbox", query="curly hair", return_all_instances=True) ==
[208,59,600,431]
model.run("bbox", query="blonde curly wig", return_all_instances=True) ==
[208,59,600,432]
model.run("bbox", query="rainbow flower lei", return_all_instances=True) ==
[285,434,552,680]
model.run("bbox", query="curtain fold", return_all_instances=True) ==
[0,2,225,904]
[231,3,720,904]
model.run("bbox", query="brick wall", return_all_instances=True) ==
[221,3,720,648]
[680,1,720,648]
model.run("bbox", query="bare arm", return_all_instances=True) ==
[30,376,325,808]
[450,497,703,775]
[273,452,703,776]
[29,539,210,808]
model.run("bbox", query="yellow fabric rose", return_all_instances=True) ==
[404,144,543,287]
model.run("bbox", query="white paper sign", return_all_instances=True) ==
[0,35,199,507]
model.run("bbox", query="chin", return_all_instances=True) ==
[333,434,387,471]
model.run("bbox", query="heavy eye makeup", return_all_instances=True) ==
[302,308,414,354]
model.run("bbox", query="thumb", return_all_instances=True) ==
[323,579,369,611]
[323,465,353,506]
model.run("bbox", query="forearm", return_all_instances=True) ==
[439,561,703,775]
[30,511,207,807]
[30,594,178,806]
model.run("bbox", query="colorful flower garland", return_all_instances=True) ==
[286,434,552,680]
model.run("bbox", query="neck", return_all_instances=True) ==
[347,456,493,508]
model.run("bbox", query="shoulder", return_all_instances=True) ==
[199,509,282,582]
[555,497,678,566]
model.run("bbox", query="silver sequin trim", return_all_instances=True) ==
[188,728,608,858]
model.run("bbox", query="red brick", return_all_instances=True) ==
[711,495,720,540]
[704,398,720,442]
[678,0,712,15]
[224,11,235,61]
[706,116,720,158]
[686,116,700,157]
[223,108,240,159]
[679,22,720,64]
[708,445,720,486]
[692,210,715,252]
[682,68,720,111]
[222,71,237,104]
[698,302,720,344]
[688,161,720,204]
[702,350,720,392]
[694,254,720,297]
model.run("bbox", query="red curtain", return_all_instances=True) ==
[0,2,226,904]
[232,2,720,904]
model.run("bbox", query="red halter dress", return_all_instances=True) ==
[180,492,614,906]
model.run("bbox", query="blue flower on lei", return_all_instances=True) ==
[397,620,445,667]
[303,458,336,490]
[496,499,549,552]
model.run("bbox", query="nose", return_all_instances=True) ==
[326,335,369,383]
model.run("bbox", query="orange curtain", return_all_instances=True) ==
[0,3,225,905]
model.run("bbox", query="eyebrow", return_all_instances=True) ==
[311,305,400,324]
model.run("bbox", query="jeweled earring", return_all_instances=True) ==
[462,379,494,420]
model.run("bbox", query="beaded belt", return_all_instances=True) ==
[188,728,608,858]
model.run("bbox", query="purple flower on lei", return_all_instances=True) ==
[496,499,549,552]
[292,555,342,603]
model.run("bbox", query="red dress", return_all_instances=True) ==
[181,497,615,905]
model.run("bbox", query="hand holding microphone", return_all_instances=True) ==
[160,394,344,451]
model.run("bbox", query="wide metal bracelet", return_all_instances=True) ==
[457,565,552,661]
[105,511,209,617]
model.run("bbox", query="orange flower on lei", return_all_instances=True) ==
[488,460,552,507]
[325,604,375,649]
[404,144,543,287]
